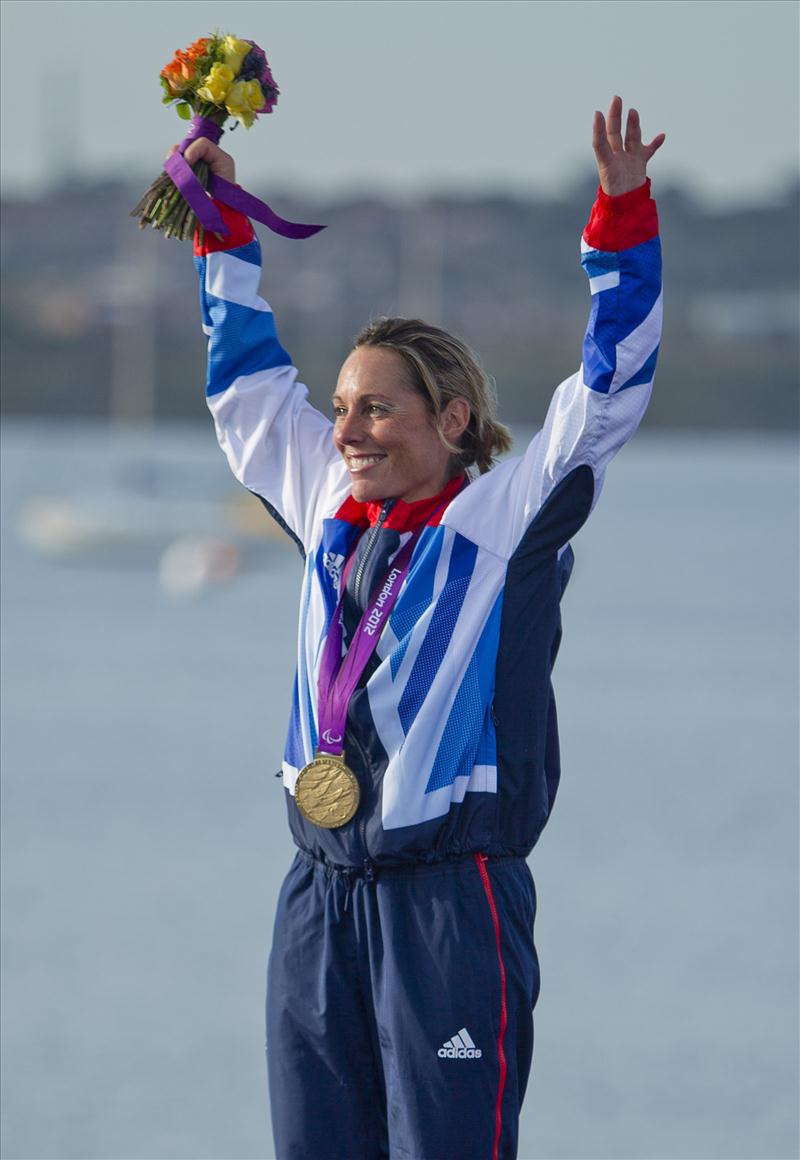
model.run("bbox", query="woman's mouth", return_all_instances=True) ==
[346,454,387,473]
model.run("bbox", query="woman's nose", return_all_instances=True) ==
[336,410,365,444]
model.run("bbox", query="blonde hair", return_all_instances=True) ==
[352,318,512,474]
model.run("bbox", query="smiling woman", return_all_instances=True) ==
[183,95,665,1159]
[332,346,460,504]
[331,320,510,503]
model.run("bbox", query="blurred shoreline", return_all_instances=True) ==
[2,177,798,432]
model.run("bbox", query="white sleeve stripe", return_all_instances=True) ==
[205,251,271,313]
[608,291,663,394]
[589,270,621,295]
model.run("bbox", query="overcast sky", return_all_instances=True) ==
[1,0,798,205]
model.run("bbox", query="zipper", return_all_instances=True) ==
[352,499,394,607]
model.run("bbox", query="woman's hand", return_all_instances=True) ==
[165,138,236,184]
[593,96,665,197]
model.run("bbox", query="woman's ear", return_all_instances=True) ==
[441,398,471,442]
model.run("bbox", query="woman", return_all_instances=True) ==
[183,95,664,1159]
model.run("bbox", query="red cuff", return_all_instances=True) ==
[582,178,658,252]
[193,199,255,256]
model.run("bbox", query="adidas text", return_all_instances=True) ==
[438,1045,482,1059]
[438,1028,482,1059]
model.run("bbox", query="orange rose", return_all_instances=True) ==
[161,56,190,95]
[186,37,211,61]
[161,42,206,89]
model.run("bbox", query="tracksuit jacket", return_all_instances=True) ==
[194,180,661,1160]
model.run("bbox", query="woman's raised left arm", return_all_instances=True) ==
[446,98,665,559]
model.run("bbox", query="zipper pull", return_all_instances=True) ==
[353,499,394,606]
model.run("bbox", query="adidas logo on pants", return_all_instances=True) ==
[438,1027,482,1059]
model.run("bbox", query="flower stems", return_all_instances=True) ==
[131,112,221,242]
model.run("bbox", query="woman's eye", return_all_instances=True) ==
[333,402,389,419]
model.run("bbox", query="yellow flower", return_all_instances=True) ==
[197,63,234,105]
[225,79,265,128]
[222,35,251,76]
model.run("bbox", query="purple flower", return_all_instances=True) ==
[239,41,279,113]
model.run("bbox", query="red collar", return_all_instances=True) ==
[335,473,467,532]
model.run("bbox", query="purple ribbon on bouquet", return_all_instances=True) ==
[163,115,325,240]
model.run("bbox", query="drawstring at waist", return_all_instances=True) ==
[296,847,522,885]
[294,847,525,915]
[295,853,377,912]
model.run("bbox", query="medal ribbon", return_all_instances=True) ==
[316,531,421,756]
[163,115,325,240]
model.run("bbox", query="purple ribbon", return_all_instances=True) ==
[163,115,325,240]
[316,532,420,756]
[181,114,224,146]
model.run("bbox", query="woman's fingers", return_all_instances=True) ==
[164,137,236,182]
[604,100,664,161]
[184,138,215,167]
[593,98,665,196]
[606,95,623,152]
[624,108,642,151]
[592,110,613,164]
[643,132,667,161]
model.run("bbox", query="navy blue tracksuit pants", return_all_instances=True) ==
[266,851,540,1160]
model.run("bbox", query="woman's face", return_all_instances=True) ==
[333,347,467,504]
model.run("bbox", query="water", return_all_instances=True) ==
[1,421,798,1160]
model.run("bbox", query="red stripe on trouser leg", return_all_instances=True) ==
[475,853,508,1160]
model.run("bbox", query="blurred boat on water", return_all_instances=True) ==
[17,458,292,595]
[19,491,286,555]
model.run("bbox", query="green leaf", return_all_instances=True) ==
[176,103,192,121]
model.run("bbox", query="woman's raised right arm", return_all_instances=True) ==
[183,138,348,554]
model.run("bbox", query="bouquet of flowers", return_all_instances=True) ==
[132,33,280,242]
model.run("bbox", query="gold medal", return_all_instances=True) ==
[294,753,361,829]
